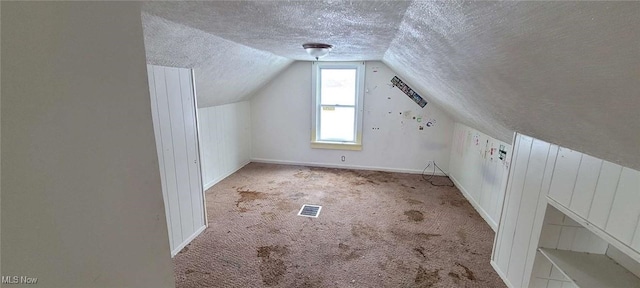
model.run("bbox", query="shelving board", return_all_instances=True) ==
[538,248,640,288]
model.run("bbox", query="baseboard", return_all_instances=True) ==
[449,174,498,231]
[491,260,514,288]
[203,160,251,191]
[171,224,206,257]
[250,158,447,176]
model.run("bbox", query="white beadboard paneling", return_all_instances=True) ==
[548,147,583,207]
[633,220,640,252]
[496,134,533,271]
[148,65,206,256]
[493,132,520,265]
[152,66,183,245]
[180,69,205,229]
[529,278,548,288]
[562,281,578,288]
[569,154,603,218]
[507,139,551,285]
[449,123,512,230]
[540,225,562,249]
[547,280,565,288]
[606,168,640,245]
[147,66,174,249]
[165,67,196,236]
[587,161,623,229]
[198,101,252,190]
[557,227,578,250]
[521,145,559,288]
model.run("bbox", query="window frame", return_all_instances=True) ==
[310,61,365,150]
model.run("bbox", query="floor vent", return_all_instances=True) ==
[298,204,322,218]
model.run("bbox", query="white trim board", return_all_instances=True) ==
[250,158,447,176]
[449,174,498,231]
[203,160,251,191]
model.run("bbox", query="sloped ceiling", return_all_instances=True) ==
[141,12,293,107]
[141,1,640,170]
[383,1,640,170]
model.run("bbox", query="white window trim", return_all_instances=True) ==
[310,61,365,150]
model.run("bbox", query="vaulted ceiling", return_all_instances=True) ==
[141,1,640,170]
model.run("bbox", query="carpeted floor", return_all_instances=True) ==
[173,163,506,288]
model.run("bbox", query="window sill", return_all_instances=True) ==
[310,141,362,151]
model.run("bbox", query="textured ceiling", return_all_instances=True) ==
[141,1,640,170]
[142,12,293,107]
[142,1,410,61]
[383,1,640,170]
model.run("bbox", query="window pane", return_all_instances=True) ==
[319,106,355,142]
[320,68,356,106]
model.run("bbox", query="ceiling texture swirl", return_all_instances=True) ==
[142,1,640,170]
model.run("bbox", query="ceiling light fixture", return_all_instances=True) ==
[303,43,333,61]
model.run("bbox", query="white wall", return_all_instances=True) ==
[198,101,252,190]
[250,61,454,174]
[1,2,174,287]
[449,123,511,230]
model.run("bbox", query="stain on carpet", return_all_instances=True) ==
[184,268,209,275]
[414,265,440,287]
[358,171,394,184]
[404,210,424,222]
[414,247,427,258]
[405,198,424,205]
[275,199,297,211]
[448,271,461,284]
[257,245,289,286]
[416,233,441,240]
[261,212,277,221]
[351,223,380,240]
[456,262,476,281]
[457,229,468,243]
[235,189,267,209]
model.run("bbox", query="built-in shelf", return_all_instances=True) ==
[538,248,640,288]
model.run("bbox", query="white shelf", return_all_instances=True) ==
[538,248,640,288]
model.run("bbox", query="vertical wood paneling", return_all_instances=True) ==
[179,70,205,229]
[606,168,640,244]
[198,107,210,182]
[497,135,533,270]
[493,133,522,264]
[149,65,206,255]
[165,68,195,235]
[147,66,174,248]
[632,219,640,252]
[493,133,640,288]
[521,144,559,288]
[198,102,252,190]
[587,161,623,229]
[548,148,583,207]
[152,67,183,246]
[207,108,220,179]
[507,139,551,285]
[569,155,603,218]
[450,123,511,231]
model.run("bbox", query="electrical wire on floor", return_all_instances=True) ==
[421,161,455,187]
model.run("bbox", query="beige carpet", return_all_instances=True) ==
[173,163,506,288]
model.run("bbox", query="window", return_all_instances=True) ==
[311,62,365,150]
